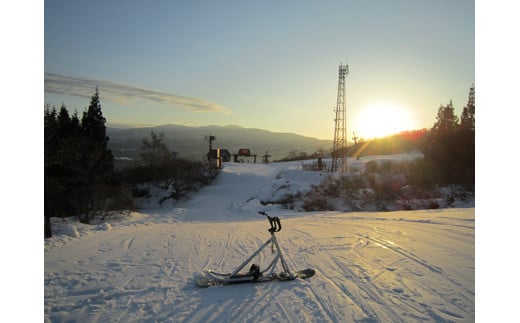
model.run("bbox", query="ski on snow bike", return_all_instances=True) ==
[196,211,315,287]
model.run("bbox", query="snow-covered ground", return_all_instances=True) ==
[44,155,475,322]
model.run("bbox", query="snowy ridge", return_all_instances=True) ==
[45,155,474,322]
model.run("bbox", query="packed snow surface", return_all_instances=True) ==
[45,155,474,322]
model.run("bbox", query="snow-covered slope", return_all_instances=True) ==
[44,157,474,322]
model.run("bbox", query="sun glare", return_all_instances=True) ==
[354,103,413,139]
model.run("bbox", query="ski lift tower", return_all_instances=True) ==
[332,63,349,172]
[205,134,216,152]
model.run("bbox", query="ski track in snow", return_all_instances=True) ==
[45,159,474,322]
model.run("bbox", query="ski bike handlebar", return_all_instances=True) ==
[259,211,282,233]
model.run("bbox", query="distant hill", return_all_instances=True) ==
[107,124,333,162]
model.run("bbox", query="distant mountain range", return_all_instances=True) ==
[107,124,333,161]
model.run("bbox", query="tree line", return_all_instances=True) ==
[276,85,475,212]
[422,84,475,186]
[45,85,474,236]
[341,84,475,186]
[45,88,119,237]
[44,89,215,238]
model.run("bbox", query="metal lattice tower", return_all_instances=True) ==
[332,63,349,172]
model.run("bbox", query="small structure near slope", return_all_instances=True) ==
[233,148,257,163]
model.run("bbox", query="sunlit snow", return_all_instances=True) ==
[45,154,474,322]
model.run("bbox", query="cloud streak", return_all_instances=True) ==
[44,73,229,113]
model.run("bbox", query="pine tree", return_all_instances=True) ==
[423,101,460,184]
[460,84,475,133]
[44,105,58,138]
[432,100,459,135]
[80,87,113,175]
[78,88,114,223]
[57,103,71,129]
[44,105,58,238]
[45,104,85,234]
[82,87,108,145]
[45,90,118,228]
[458,84,476,185]
[422,87,475,186]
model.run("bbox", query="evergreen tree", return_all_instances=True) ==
[57,103,71,129]
[45,103,85,234]
[44,105,58,238]
[81,88,113,176]
[432,100,459,135]
[423,101,460,184]
[82,87,108,145]
[44,105,58,139]
[45,89,122,231]
[457,85,476,185]
[78,88,114,223]
[460,84,475,133]
[422,88,475,186]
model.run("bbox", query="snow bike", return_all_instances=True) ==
[196,211,315,287]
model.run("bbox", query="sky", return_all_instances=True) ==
[44,0,475,140]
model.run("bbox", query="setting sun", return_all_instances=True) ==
[353,103,414,139]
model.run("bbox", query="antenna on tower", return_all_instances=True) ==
[331,63,349,172]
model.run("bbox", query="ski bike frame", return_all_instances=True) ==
[197,211,315,286]
[226,211,293,279]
